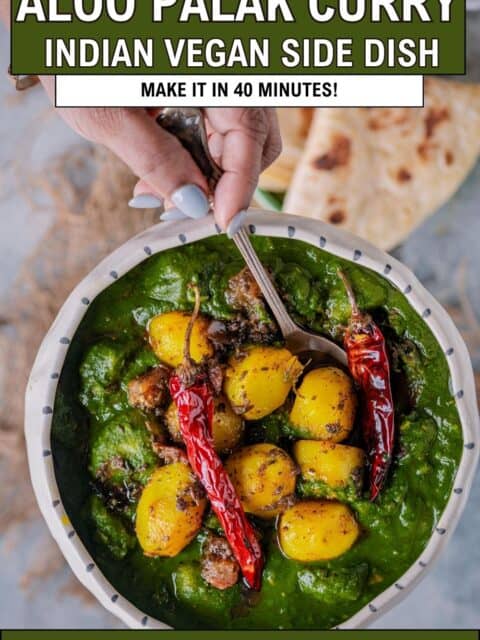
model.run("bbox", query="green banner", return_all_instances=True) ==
[2,632,479,640]
[11,0,465,75]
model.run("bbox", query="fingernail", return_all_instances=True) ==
[227,211,247,239]
[129,193,163,209]
[171,184,209,219]
[160,208,188,222]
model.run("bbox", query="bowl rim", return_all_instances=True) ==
[25,209,480,630]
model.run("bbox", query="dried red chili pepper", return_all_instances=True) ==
[169,288,263,589]
[338,271,395,501]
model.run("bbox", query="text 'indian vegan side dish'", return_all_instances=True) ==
[52,235,462,629]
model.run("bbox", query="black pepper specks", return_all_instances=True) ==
[353,250,362,261]
[110,271,118,280]
[288,226,296,238]
[42,406,53,415]
[144,246,152,256]
[384,264,392,275]
[179,234,187,244]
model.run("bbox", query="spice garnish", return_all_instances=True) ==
[169,287,264,589]
[338,270,395,501]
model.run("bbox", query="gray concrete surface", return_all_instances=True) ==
[1,16,480,630]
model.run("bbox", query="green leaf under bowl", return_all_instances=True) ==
[255,188,285,211]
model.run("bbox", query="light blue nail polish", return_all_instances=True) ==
[227,210,247,239]
[171,184,209,219]
[160,208,188,222]
[129,193,163,209]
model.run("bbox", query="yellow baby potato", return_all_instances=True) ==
[166,395,244,454]
[148,311,213,367]
[290,367,357,442]
[136,462,206,557]
[225,443,297,518]
[224,346,302,420]
[293,440,365,490]
[278,500,360,562]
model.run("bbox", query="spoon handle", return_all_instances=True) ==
[157,107,222,192]
[233,227,298,336]
[157,107,298,337]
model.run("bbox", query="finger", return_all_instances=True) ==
[261,108,282,170]
[206,108,270,229]
[160,207,188,221]
[207,131,224,166]
[101,110,210,217]
[205,108,280,170]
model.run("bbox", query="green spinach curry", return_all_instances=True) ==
[52,235,462,629]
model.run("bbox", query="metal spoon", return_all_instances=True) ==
[158,107,347,367]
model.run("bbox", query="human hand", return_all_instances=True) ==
[39,78,281,231]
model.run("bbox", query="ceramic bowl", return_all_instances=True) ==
[25,210,480,630]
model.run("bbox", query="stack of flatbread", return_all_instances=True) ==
[259,79,480,250]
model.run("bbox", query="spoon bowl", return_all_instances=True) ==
[233,226,348,366]
[158,108,348,367]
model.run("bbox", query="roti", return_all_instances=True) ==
[258,107,314,193]
[283,79,480,250]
